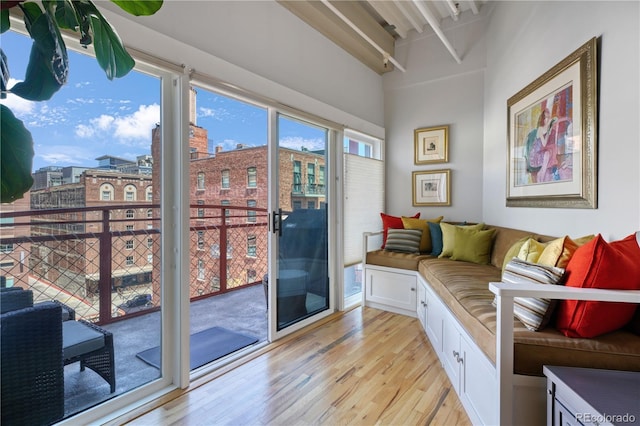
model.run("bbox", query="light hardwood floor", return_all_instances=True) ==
[124,307,470,425]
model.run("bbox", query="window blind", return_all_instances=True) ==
[343,153,384,266]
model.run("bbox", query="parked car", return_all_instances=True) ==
[118,294,152,314]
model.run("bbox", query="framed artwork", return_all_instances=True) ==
[506,37,598,208]
[412,169,451,206]
[414,125,449,164]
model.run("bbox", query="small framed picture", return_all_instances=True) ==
[414,125,449,164]
[412,169,451,206]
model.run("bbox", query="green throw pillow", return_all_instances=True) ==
[501,236,534,274]
[439,222,484,258]
[450,227,496,264]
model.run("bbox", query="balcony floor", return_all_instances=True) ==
[64,283,268,418]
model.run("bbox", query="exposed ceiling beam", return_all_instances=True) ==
[278,0,401,74]
[411,0,462,64]
[395,1,424,36]
[319,0,406,72]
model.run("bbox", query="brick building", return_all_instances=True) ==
[28,165,154,301]
[150,98,326,300]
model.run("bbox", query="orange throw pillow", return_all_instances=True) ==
[555,234,640,338]
[380,212,419,249]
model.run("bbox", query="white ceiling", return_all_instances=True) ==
[279,0,488,73]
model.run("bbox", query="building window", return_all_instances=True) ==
[124,184,137,201]
[308,163,315,186]
[227,245,233,259]
[211,243,220,258]
[221,169,230,189]
[147,209,153,218]
[0,244,14,253]
[146,186,153,201]
[293,161,302,193]
[247,235,257,257]
[125,256,134,266]
[126,209,135,218]
[197,259,205,280]
[247,200,256,223]
[221,200,230,218]
[197,172,205,190]
[147,254,153,264]
[125,240,134,250]
[1,261,14,269]
[197,200,204,218]
[293,200,302,210]
[247,167,257,188]
[247,269,257,283]
[100,183,114,201]
[307,201,316,209]
[197,231,204,250]
[126,225,134,231]
[147,237,153,248]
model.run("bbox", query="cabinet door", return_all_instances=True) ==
[366,268,417,311]
[417,281,427,331]
[425,286,443,354]
[441,315,461,392]
[460,335,497,426]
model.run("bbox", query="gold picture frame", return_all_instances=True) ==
[412,169,451,206]
[414,125,449,164]
[506,37,598,208]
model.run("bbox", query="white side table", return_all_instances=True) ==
[543,366,640,426]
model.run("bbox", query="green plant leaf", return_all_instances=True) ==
[1,49,8,97]
[110,0,163,17]
[1,105,34,203]
[50,0,79,30]
[73,1,134,80]
[1,9,9,33]
[10,6,68,101]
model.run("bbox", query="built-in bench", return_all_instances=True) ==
[363,224,640,425]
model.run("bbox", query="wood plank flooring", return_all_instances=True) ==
[125,307,470,425]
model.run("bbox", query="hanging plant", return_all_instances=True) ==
[1,0,163,202]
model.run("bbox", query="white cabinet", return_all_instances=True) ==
[418,275,497,426]
[417,278,443,353]
[364,266,417,317]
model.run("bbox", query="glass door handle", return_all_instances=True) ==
[271,208,282,236]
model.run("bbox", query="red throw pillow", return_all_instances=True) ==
[555,234,640,338]
[380,212,420,248]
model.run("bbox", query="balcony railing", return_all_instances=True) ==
[0,204,268,325]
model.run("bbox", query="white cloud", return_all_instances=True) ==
[0,78,36,116]
[279,136,325,152]
[74,104,159,146]
[113,104,159,141]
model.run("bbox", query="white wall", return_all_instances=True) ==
[483,1,640,240]
[383,10,489,222]
[97,0,385,138]
[384,1,640,240]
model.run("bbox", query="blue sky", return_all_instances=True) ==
[1,30,325,172]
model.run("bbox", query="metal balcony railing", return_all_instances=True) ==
[0,204,268,325]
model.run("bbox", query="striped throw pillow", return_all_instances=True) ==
[384,228,422,254]
[502,258,565,331]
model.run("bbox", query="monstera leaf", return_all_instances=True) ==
[0,0,163,202]
[1,105,34,202]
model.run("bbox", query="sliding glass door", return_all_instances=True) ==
[269,114,330,334]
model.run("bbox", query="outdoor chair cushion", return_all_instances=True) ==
[63,320,106,360]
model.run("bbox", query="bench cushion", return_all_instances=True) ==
[366,249,433,271]
[418,257,640,376]
[62,321,105,360]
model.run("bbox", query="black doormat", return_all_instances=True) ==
[136,326,258,370]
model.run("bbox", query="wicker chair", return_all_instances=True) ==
[1,288,116,425]
[1,297,65,425]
